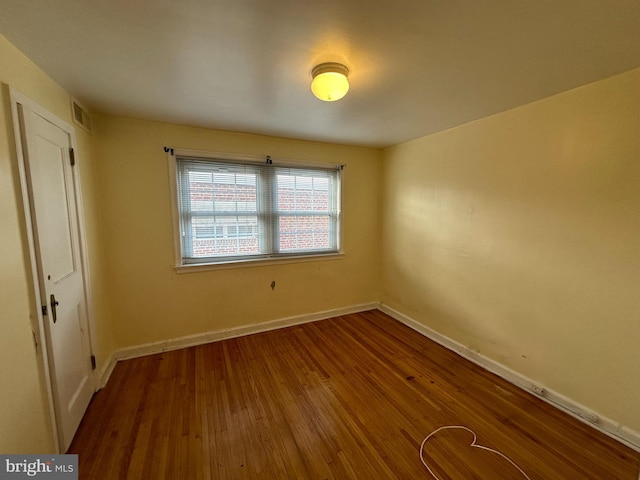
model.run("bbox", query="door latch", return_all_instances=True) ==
[50,294,59,323]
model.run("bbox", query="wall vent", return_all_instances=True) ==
[71,98,92,133]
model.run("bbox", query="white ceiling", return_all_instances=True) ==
[1,1,639,148]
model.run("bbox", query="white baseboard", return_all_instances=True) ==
[114,302,380,363]
[380,303,640,453]
[97,353,117,389]
[95,302,640,454]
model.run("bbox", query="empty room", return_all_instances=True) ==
[1,1,639,478]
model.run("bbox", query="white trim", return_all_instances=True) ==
[8,86,98,453]
[174,252,345,273]
[67,119,100,392]
[115,302,380,361]
[167,149,344,270]
[98,353,117,389]
[100,302,377,388]
[9,86,60,453]
[380,304,640,452]
[166,150,183,267]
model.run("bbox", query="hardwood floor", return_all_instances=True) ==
[69,310,640,479]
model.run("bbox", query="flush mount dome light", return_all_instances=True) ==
[311,62,349,101]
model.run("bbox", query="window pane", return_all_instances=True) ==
[188,171,214,211]
[191,216,259,257]
[277,174,330,213]
[187,170,257,213]
[177,156,340,264]
[278,215,331,251]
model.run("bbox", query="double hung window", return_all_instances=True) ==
[173,152,342,266]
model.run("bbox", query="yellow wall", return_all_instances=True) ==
[91,115,381,349]
[0,34,113,452]
[3,25,639,452]
[381,68,640,433]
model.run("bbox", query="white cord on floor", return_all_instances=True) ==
[420,425,531,480]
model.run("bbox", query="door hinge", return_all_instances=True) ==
[41,305,47,316]
[90,355,96,370]
[69,147,76,166]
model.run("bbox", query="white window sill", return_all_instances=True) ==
[174,252,345,274]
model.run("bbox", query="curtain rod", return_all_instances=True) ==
[164,146,345,170]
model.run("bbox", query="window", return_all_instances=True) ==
[173,152,342,266]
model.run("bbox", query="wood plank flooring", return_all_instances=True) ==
[69,310,640,479]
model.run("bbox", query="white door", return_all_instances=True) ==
[18,104,94,452]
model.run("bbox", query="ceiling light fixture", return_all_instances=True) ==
[311,62,349,102]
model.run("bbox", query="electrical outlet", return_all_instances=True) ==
[577,410,599,424]
[531,384,545,396]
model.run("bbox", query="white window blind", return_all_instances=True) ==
[176,155,341,265]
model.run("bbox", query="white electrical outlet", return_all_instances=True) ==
[576,410,600,424]
[531,384,545,396]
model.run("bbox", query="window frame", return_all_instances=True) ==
[167,148,344,272]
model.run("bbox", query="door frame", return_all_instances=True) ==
[8,86,98,453]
